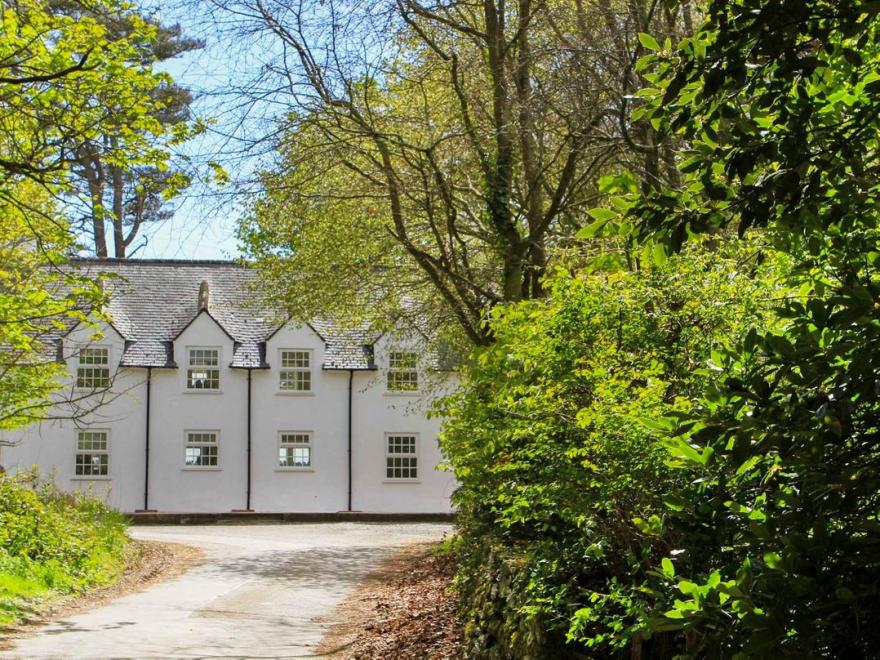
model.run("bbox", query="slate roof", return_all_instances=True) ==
[70,259,378,370]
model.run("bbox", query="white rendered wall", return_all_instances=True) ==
[0,318,456,513]
[146,312,249,512]
[0,320,146,512]
[350,332,457,513]
[249,323,349,512]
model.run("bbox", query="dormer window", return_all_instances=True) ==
[76,347,110,389]
[387,351,418,391]
[279,349,312,392]
[187,347,220,390]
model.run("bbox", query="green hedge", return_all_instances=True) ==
[439,241,782,657]
[0,470,128,624]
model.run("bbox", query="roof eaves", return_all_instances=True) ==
[321,365,378,371]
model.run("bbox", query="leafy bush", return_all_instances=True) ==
[439,241,781,657]
[0,471,128,625]
[612,2,880,656]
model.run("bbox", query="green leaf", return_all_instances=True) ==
[638,32,661,51]
[763,552,783,570]
[661,557,676,579]
[577,218,609,239]
[586,207,618,222]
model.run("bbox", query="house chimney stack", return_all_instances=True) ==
[198,280,209,311]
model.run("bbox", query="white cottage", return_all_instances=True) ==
[0,259,457,514]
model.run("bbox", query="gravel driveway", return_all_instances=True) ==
[1,522,452,659]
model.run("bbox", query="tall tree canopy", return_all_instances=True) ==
[431,0,880,656]
[0,0,190,427]
[228,0,697,344]
[69,15,203,258]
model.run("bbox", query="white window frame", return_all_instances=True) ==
[384,433,419,482]
[74,429,110,479]
[185,346,221,392]
[75,346,111,390]
[277,431,314,471]
[386,350,419,393]
[278,349,313,393]
[184,430,220,469]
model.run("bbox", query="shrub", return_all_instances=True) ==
[439,240,781,657]
[0,470,128,625]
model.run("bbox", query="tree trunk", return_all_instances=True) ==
[110,138,126,258]
[515,0,547,298]
[80,156,108,258]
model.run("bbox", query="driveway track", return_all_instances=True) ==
[1,522,451,659]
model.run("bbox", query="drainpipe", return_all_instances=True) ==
[246,368,253,511]
[142,367,152,511]
[347,369,353,511]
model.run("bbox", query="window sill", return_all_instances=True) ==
[182,389,224,395]
[383,479,421,484]
[275,391,316,397]
[275,467,315,472]
[181,467,222,471]
[72,477,111,481]
[383,391,421,397]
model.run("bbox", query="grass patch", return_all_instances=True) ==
[0,470,128,626]
[431,534,461,558]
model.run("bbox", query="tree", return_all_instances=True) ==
[0,0,178,204]
[0,184,104,430]
[222,0,697,344]
[603,0,880,654]
[68,15,203,258]
[0,0,186,430]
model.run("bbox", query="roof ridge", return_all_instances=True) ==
[71,258,250,267]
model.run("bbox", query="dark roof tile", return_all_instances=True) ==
[70,259,376,370]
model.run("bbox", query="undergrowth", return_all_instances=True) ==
[0,470,128,625]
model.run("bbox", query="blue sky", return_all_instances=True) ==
[131,2,270,260]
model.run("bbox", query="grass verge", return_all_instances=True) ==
[0,470,128,626]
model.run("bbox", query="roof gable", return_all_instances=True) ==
[172,308,236,343]
[70,259,378,370]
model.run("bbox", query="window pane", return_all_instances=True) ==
[279,446,311,467]
[185,432,219,466]
[77,367,110,388]
[280,433,310,445]
[279,433,311,467]
[279,351,311,391]
[76,453,109,476]
[386,435,417,479]
[187,368,220,389]
[281,350,310,368]
[389,352,417,369]
[76,430,108,476]
[279,369,311,391]
[77,431,108,451]
[185,445,218,466]
[387,352,418,391]
[387,371,418,391]
[189,348,218,366]
[79,347,108,365]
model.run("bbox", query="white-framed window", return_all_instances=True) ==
[387,351,418,392]
[186,347,220,390]
[76,346,110,389]
[279,349,312,392]
[278,431,312,469]
[385,433,418,480]
[185,431,219,467]
[75,429,109,477]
